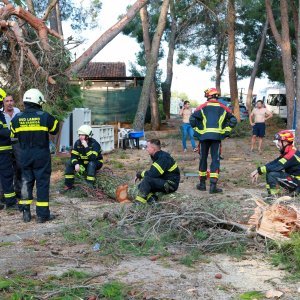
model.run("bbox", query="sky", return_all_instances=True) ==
[67,0,271,104]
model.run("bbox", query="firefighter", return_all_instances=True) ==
[10,88,59,223]
[0,88,18,210]
[251,130,300,196]
[190,88,237,193]
[64,125,103,190]
[134,139,180,205]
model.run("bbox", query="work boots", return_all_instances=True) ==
[196,180,206,191]
[22,206,32,223]
[36,214,56,223]
[209,183,223,194]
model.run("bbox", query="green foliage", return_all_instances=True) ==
[100,281,127,300]
[238,291,264,300]
[231,119,252,138]
[270,233,300,279]
[60,270,90,280]
[179,249,208,267]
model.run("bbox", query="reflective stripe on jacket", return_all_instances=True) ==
[0,111,12,153]
[10,106,59,148]
[258,145,300,179]
[190,100,237,141]
[71,138,103,166]
[141,150,180,184]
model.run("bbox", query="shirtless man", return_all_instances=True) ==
[249,100,273,153]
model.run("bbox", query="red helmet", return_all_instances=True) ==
[204,87,219,99]
[274,130,294,143]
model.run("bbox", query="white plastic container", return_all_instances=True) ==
[92,125,114,153]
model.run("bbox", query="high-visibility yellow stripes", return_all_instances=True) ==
[194,127,228,135]
[19,199,33,205]
[279,158,287,164]
[141,170,146,178]
[14,126,48,132]
[146,193,154,200]
[65,175,75,179]
[0,145,12,151]
[168,163,178,172]
[2,124,7,128]
[99,159,104,163]
[218,111,227,131]
[207,103,221,107]
[4,192,16,198]
[86,176,95,181]
[260,166,267,173]
[210,172,219,179]
[152,162,164,174]
[199,171,207,177]
[266,184,270,189]
[71,150,79,156]
[135,195,147,203]
[49,120,59,132]
[80,155,88,159]
[36,201,49,207]
[87,151,98,156]
[270,188,280,195]
[293,175,300,180]
[71,159,78,164]
[83,160,89,164]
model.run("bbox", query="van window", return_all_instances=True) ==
[267,94,286,106]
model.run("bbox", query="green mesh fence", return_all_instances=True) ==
[82,87,142,124]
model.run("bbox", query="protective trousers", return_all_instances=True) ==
[199,140,221,183]
[19,147,51,218]
[136,176,178,203]
[0,153,17,206]
[65,160,102,187]
[266,171,299,195]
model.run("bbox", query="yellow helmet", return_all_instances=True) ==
[77,125,93,136]
[0,88,7,102]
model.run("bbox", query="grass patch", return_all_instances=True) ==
[179,249,209,267]
[0,242,14,247]
[238,291,264,300]
[223,243,246,259]
[270,232,300,280]
[100,281,128,299]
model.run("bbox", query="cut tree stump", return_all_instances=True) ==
[248,197,300,241]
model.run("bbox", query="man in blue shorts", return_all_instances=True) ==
[250,100,272,153]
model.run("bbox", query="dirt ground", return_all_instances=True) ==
[0,118,299,299]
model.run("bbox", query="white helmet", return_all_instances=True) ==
[78,124,93,136]
[23,88,46,105]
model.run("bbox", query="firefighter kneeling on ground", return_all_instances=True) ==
[251,130,300,197]
[64,125,103,190]
[134,139,180,205]
[190,87,237,194]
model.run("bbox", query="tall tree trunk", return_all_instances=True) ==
[227,0,240,122]
[215,35,225,95]
[140,6,160,130]
[296,0,300,145]
[48,0,59,33]
[162,0,176,120]
[133,0,170,130]
[66,0,149,77]
[56,2,63,36]
[246,19,268,112]
[265,0,295,129]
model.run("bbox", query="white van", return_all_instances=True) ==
[264,87,287,119]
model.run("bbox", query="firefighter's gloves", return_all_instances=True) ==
[134,171,142,184]
[251,169,259,184]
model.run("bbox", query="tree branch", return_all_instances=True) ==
[25,0,35,15]
[265,0,282,46]
[42,0,59,21]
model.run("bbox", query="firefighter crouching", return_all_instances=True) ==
[64,125,103,190]
[190,88,237,194]
[0,88,18,210]
[134,139,180,205]
[251,130,300,196]
[10,89,59,223]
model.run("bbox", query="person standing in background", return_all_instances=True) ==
[179,100,197,152]
[2,95,22,198]
[249,100,273,153]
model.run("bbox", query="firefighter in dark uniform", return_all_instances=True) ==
[64,125,103,190]
[190,88,237,194]
[10,88,59,223]
[135,139,180,205]
[251,130,300,196]
[0,88,18,210]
